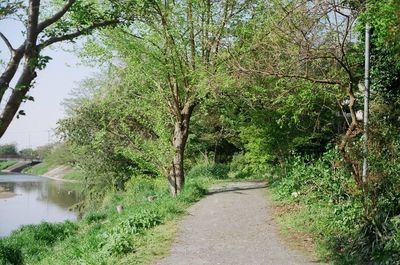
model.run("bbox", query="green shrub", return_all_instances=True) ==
[154,198,185,218]
[0,221,78,264]
[0,144,18,156]
[17,222,77,245]
[0,176,210,264]
[178,180,207,203]
[22,162,52,175]
[0,240,23,265]
[124,177,166,203]
[119,209,163,234]
[84,211,108,224]
[0,160,17,170]
[187,163,229,180]
[101,231,134,256]
[270,147,400,264]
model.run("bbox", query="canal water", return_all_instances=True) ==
[0,174,81,237]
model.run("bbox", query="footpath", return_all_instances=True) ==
[153,182,320,265]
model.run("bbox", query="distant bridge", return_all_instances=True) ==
[0,155,42,162]
[0,156,42,173]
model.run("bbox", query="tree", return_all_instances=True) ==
[138,0,253,195]
[19,148,38,158]
[231,0,367,185]
[59,72,167,196]
[80,0,254,195]
[0,0,132,138]
[0,143,18,156]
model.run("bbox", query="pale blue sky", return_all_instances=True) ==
[0,18,94,149]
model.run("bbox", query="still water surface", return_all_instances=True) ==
[0,174,81,237]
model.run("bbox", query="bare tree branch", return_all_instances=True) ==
[37,0,76,32]
[38,20,119,49]
[0,32,15,53]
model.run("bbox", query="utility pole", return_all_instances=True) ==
[362,2,370,185]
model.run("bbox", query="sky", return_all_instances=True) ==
[0,17,95,149]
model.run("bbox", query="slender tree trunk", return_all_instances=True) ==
[339,83,363,186]
[0,0,40,138]
[0,47,25,101]
[0,57,37,137]
[168,102,195,196]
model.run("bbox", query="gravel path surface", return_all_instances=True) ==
[153,182,320,265]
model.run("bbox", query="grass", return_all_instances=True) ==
[0,176,209,265]
[265,154,358,264]
[269,198,333,260]
[0,160,17,170]
[1,161,264,265]
[22,162,52,175]
[22,161,82,181]
[63,169,84,181]
[266,150,400,264]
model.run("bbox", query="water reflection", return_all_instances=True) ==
[0,174,82,237]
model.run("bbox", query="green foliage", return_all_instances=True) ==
[357,0,400,100]
[101,230,134,256]
[270,145,400,264]
[118,209,162,235]
[34,144,54,160]
[18,148,38,158]
[45,142,76,166]
[0,160,17,170]
[0,222,77,264]
[19,222,77,245]
[0,1,24,19]
[84,211,107,224]
[270,150,354,203]
[58,68,172,199]
[0,177,209,265]
[62,169,84,181]
[22,161,51,175]
[187,163,229,180]
[3,1,396,264]
[186,103,241,165]
[0,240,23,265]
[22,143,78,176]
[177,179,208,203]
[0,144,18,156]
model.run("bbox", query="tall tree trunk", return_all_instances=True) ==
[0,57,37,137]
[0,0,40,138]
[0,47,25,101]
[168,102,195,196]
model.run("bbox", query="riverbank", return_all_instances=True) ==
[0,186,16,199]
[23,163,82,183]
[0,191,16,199]
[0,177,209,265]
[0,160,17,171]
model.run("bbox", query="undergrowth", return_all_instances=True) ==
[0,176,209,265]
[268,149,400,264]
[0,160,17,170]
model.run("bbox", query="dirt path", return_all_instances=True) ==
[153,182,320,265]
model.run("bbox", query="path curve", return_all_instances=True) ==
[153,182,320,265]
